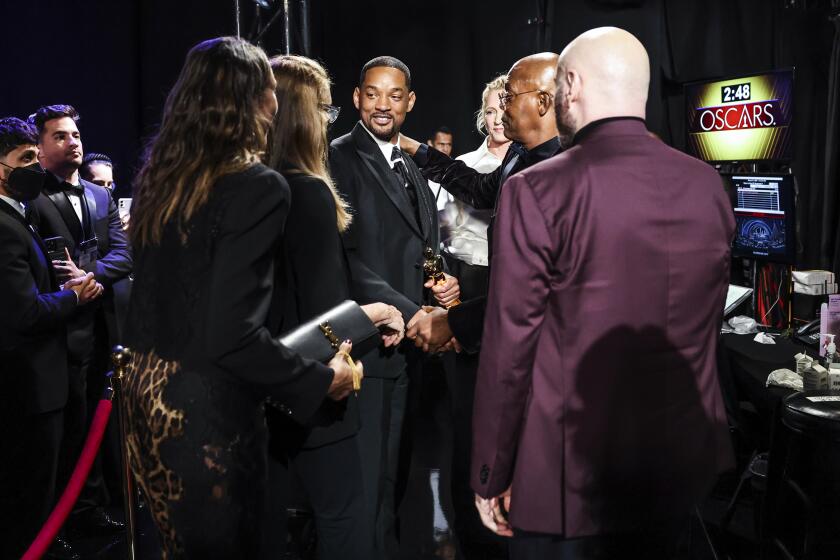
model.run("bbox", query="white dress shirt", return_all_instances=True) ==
[52,172,84,224]
[360,121,403,169]
[439,139,505,266]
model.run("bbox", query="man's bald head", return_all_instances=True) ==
[500,52,560,149]
[508,52,559,93]
[554,27,650,145]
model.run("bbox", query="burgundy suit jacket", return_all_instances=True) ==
[471,118,735,538]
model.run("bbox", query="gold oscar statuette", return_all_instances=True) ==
[423,247,460,308]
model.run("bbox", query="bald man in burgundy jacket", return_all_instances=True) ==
[471,27,735,559]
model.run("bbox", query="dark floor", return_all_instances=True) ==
[68,365,764,560]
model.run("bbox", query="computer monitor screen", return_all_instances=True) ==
[685,69,793,162]
[728,174,795,263]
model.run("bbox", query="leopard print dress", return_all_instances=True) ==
[124,351,266,558]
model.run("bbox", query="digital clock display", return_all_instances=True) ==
[722,82,751,103]
[685,69,793,162]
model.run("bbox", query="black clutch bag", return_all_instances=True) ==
[278,300,379,363]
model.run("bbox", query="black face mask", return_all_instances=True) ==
[0,161,47,202]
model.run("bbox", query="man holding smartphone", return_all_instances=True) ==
[29,104,132,540]
[0,116,102,559]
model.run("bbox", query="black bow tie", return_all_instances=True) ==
[63,182,85,196]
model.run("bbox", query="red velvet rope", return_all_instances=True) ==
[22,398,113,560]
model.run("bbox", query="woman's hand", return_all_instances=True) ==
[326,340,362,400]
[361,302,397,326]
[361,303,405,347]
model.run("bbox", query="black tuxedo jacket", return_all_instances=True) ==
[31,175,132,359]
[329,122,442,379]
[0,199,77,414]
[31,175,132,286]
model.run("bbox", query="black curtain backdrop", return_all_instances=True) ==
[822,16,840,272]
[0,0,836,270]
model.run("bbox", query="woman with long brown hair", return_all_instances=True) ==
[264,54,403,560]
[123,38,357,558]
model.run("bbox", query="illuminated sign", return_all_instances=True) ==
[685,69,793,162]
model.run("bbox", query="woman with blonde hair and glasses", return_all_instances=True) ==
[264,55,403,559]
[123,38,358,558]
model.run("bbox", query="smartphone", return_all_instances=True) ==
[118,198,132,220]
[43,236,68,262]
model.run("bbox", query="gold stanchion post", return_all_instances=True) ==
[111,345,136,560]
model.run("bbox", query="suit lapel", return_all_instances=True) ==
[0,199,58,290]
[401,152,431,242]
[42,179,83,243]
[0,197,26,226]
[351,123,423,239]
[81,180,98,239]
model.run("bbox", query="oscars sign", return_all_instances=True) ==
[685,69,793,162]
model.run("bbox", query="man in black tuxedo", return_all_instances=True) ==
[30,105,132,535]
[0,117,101,560]
[329,56,459,558]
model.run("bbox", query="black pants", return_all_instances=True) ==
[442,256,506,558]
[56,355,110,516]
[357,372,410,560]
[289,435,370,559]
[508,521,690,560]
[446,352,509,559]
[0,408,63,559]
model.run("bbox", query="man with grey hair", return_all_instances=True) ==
[471,27,734,559]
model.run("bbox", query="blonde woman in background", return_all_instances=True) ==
[439,75,510,275]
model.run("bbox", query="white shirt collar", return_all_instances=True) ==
[0,194,26,217]
[479,137,494,157]
[457,138,504,169]
[360,121,401,168]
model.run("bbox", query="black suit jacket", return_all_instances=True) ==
[0,199,77,414]
[330,122,442,379]
[268,171,360,448]
[412,138,562,352]
[31,175,132,286]
[31,175,133,359]
[125,164,335,424]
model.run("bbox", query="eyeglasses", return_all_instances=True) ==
[320,104,341,124]
[498,89,553,110]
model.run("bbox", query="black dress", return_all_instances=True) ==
[266,170,370,559]
[123,164,335,559]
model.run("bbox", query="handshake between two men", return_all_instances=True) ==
[333,271,461,399]
[406,273,462,354]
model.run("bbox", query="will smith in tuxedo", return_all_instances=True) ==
[329,58,443,558]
